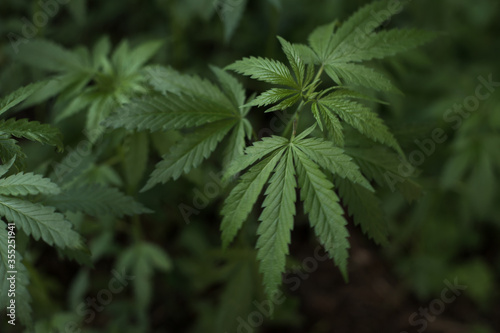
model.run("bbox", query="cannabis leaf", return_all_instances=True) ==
[303,0,435,92]
[0,118,64,152]
[106,66,253,191]
[227,56,299,88]
[221,147,286,248]
[256,148,296,297]
[345,145,422,202]
[0,196,83,249]
[292,136,373,191]
[227,36,315,113]
[315,90,403,155]
[0,83,64,170]
[334,176,388,245]
[103,93,235,132]
[0,82,44,116]
[292,143,350,280]
[143,119,236,191]
[221,131,371,298]
[16,38,163,142]
[0,172,60,196]
[43,184,152,217]
[116,242,171,321]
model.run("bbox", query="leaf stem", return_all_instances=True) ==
[307,64,324,96]
[282,64,324,139]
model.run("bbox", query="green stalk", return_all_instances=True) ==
[281,64,324,138]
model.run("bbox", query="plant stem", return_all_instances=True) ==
[282,64,324,138]
[307,64,324,96]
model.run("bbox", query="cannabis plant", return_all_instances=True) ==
[103,0,435,302]
[0,83,151,329]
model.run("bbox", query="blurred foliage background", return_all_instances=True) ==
[0,0,499,332]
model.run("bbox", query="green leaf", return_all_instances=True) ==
[346,146,422,202]
[144,65,233,109]
[0,82,44,116]
[92,36,112,69]
[49,146,96,187]
[332,29,437,63]
[223,135,288,181]
[256,148,296,298]
[210,65,247,111]
[16,39,89,72]
[312,102,345,146]
[334,176,388,245]
[221,148,285,248]
[143,119,237,191]
[0,118,64,151]
[58,246,93,267]
[123,132,149,191]
[0,221,32,326]
[116,242,171,318]
[277,36,306,87]
[321,1,394,63]
[54,90,94,123]
[246,88,301,113]
[226,57,298,88]
[44,184,151,217]
[308,21,338,63]
[324,63,399,93]
[85,95,116,143]
[319,93,403,155]
[293,137,373,191]
[293,123,317,141]
[293,43,320,64]
[0,157,16,178]
[223,119,251,170]
[215,0,248,42]
[311,102,324,131]
[0,135,26,171]
[0,196,83,249]
[24,73,92,109]
[246,88,298,108]
[104,93,235,132]
[126,40,164,74]
[0,172,60,196]
[293,146,349,279]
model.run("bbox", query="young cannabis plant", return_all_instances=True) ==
[15,37,163,142]
[105,64,254,191]
[0,84,152,327]
[105,0,435,301]
[222,0,435,299]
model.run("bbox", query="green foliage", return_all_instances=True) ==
[16,37,163,142]
[43,184,152,218]
[101,0,435,303]
[216,1,435,299]
[0,78,153,327]
[6,0,497,332]
[0,82,45,116]
[106,65,253,191]
[0,118,63,152]
[117,241,172,324]
[303,0,435,92]
[0,195,83,249]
